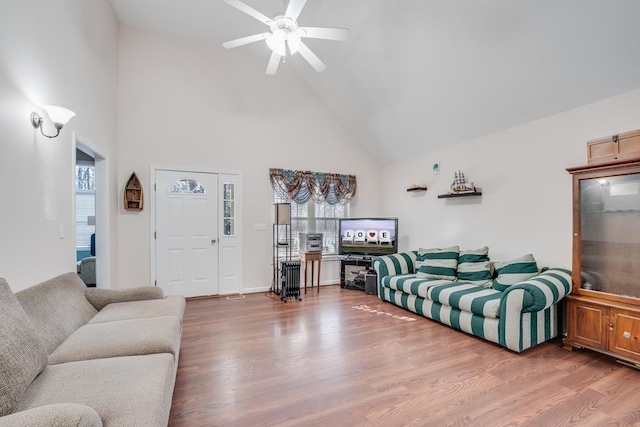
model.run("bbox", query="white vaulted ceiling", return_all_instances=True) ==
[110,0,640,163]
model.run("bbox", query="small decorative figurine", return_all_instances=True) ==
[450,170,475,193]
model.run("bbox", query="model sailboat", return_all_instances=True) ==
[450,170,475,194]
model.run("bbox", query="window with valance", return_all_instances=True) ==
[269,168,357,255]
[269,169,357,205]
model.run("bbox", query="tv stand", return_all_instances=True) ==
[340,257,373,289]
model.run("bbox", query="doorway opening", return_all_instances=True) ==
[74,137,110,288]
[75,148,96,286]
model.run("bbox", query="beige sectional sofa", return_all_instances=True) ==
[0,272,185,426]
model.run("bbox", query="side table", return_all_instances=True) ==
[299,251,322,294]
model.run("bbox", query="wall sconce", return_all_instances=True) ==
[30,105,76,138]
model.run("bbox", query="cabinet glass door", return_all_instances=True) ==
[580,173,640,299]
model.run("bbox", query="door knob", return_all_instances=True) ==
[211,239,217,245]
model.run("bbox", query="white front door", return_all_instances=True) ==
[155,170,219,297]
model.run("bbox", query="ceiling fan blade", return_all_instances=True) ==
[224,0,272,25]
[298,27,349,41]
[297,42,326,72]
[222,32,271,49]
[284,0,307,22]
[266,51,282,75]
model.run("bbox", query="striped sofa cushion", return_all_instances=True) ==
[427,282,502,319]
[457,247,492,288]
[381,274,453,299]
[416,246,460,281]
[373,252,418,278]
[493,254,538,292]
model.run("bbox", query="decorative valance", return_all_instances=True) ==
[269,168,357,205]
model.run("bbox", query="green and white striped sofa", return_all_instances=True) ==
[372,251,572,353]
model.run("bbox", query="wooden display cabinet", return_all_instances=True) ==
[564,159,640,368]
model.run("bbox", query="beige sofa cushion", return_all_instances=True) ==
[13,354,175,427]
[89,295,186,324]
[85,287,165,311]
[0,403,102,426]
[16,273,98,354]
[48,316,182,365]
[0,278,48,417]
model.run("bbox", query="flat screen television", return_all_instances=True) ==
[338,217,398,257]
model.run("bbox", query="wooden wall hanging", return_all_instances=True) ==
[124,172,143,211]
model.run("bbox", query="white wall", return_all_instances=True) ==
[117,26,383,291]
[0,0,119,291]
[381,89,640,269]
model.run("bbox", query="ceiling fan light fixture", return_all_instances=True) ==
[287,32,302,54]
[266,29,287,56]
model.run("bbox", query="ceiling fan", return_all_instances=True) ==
[222,0,349,75]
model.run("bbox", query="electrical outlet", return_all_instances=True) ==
[59,224,65,239]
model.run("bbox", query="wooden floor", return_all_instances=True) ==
[169,286,640,426]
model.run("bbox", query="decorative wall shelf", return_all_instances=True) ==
[406,187,428,192]
[124,172,143,211]
[437,191,482,199]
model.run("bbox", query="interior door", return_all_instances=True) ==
[155,170,219,297]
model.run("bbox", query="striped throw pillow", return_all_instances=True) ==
[493,254,538,292]
[416,246,460,281]
[457,246,492,288]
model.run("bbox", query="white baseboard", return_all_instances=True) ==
[241,280,337,295]
[241,285,271,294]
